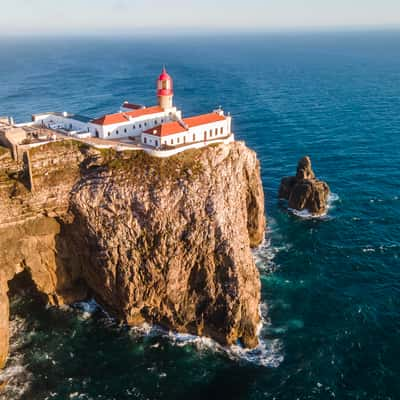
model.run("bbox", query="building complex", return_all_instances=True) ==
[1,68,234,157]
[32,68,233,152]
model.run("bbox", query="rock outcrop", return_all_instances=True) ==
[279,156,330,216]
[0,140,265,368]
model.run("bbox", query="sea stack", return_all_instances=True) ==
[279,156,330,216]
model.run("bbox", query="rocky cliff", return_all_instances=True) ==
[0,140,265,369]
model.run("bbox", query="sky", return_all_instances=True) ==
[0,0,399,35]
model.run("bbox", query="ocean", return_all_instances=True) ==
[0,32,399,399]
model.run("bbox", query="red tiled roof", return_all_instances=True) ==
[144,121,187,137]
[144,113,227,137]
[183,113,226,127]
[91,106,164,126]
[91,113,128,126]
[122,103,145,110]
[129,106,164,118]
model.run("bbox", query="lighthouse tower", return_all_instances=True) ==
[157,67,173,110]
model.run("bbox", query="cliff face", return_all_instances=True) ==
[0,140,265,368]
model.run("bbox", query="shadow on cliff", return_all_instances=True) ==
[8,269,46,305]
[53,216,91,305]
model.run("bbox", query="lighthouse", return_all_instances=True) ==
[157,67,173,110]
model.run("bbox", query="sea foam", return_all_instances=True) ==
[127,320,283,368]
[0,315,33,400]
[288,192,340,220]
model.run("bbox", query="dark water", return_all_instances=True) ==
[0,32,400,399]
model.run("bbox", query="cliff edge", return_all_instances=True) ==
[0,140,265,368]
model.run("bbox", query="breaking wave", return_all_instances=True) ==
[128,316,284,368]
[0,315,33,400]
[288,192,340,220]
[72,297,284,368]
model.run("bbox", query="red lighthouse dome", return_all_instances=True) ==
[157,66,173,96]
[157,66,174,109]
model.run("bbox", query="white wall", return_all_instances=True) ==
[34,114,89,133]
[89,108,181,140]
[145,135,235,158]
[142,117,231,148]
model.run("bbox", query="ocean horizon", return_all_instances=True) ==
[0,31,399,399]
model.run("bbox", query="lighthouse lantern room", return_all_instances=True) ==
[157,67,174,110]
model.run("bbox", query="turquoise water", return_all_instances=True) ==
[0,32,400,399]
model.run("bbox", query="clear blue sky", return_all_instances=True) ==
[1,0,399,35]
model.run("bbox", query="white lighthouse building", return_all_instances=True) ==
[31,67,233,152]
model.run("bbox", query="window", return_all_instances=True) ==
[124,128,127,133]
[139,124,142,128]
[161,119,164,123]
[108,132,110,137]
[154,120,158,125]
[171,139,174,145]
[144,137,147,144]
[209,129,212,137]
[193,134,196,141]
[215,128,218,135]
[177,137,180,143]
[155,140,158,147]
[144,122,147,127]
[220,127,223,134]
[133,125,136,129]
[116,130,119,134]
[164,140,167,144]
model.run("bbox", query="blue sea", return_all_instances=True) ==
[0,32,399,399]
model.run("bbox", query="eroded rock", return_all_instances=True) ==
[279,156,330,216]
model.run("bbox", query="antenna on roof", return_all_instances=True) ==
[177,119,189,130]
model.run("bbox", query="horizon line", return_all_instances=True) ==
[1,24,400,38]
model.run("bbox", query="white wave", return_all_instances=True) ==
[253,237,277,273]
[361,243,399,254]
[126,311,283,368]
[167,330,284,368]
[73,298,115,323]
[252,231,292,274]
[288,207,323,219]
[73,298,100,317]
[328,192,340,204]
[288,192,340,220]
[0,363,32,400]
[0,316,33,399]
[362,247,375,253]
